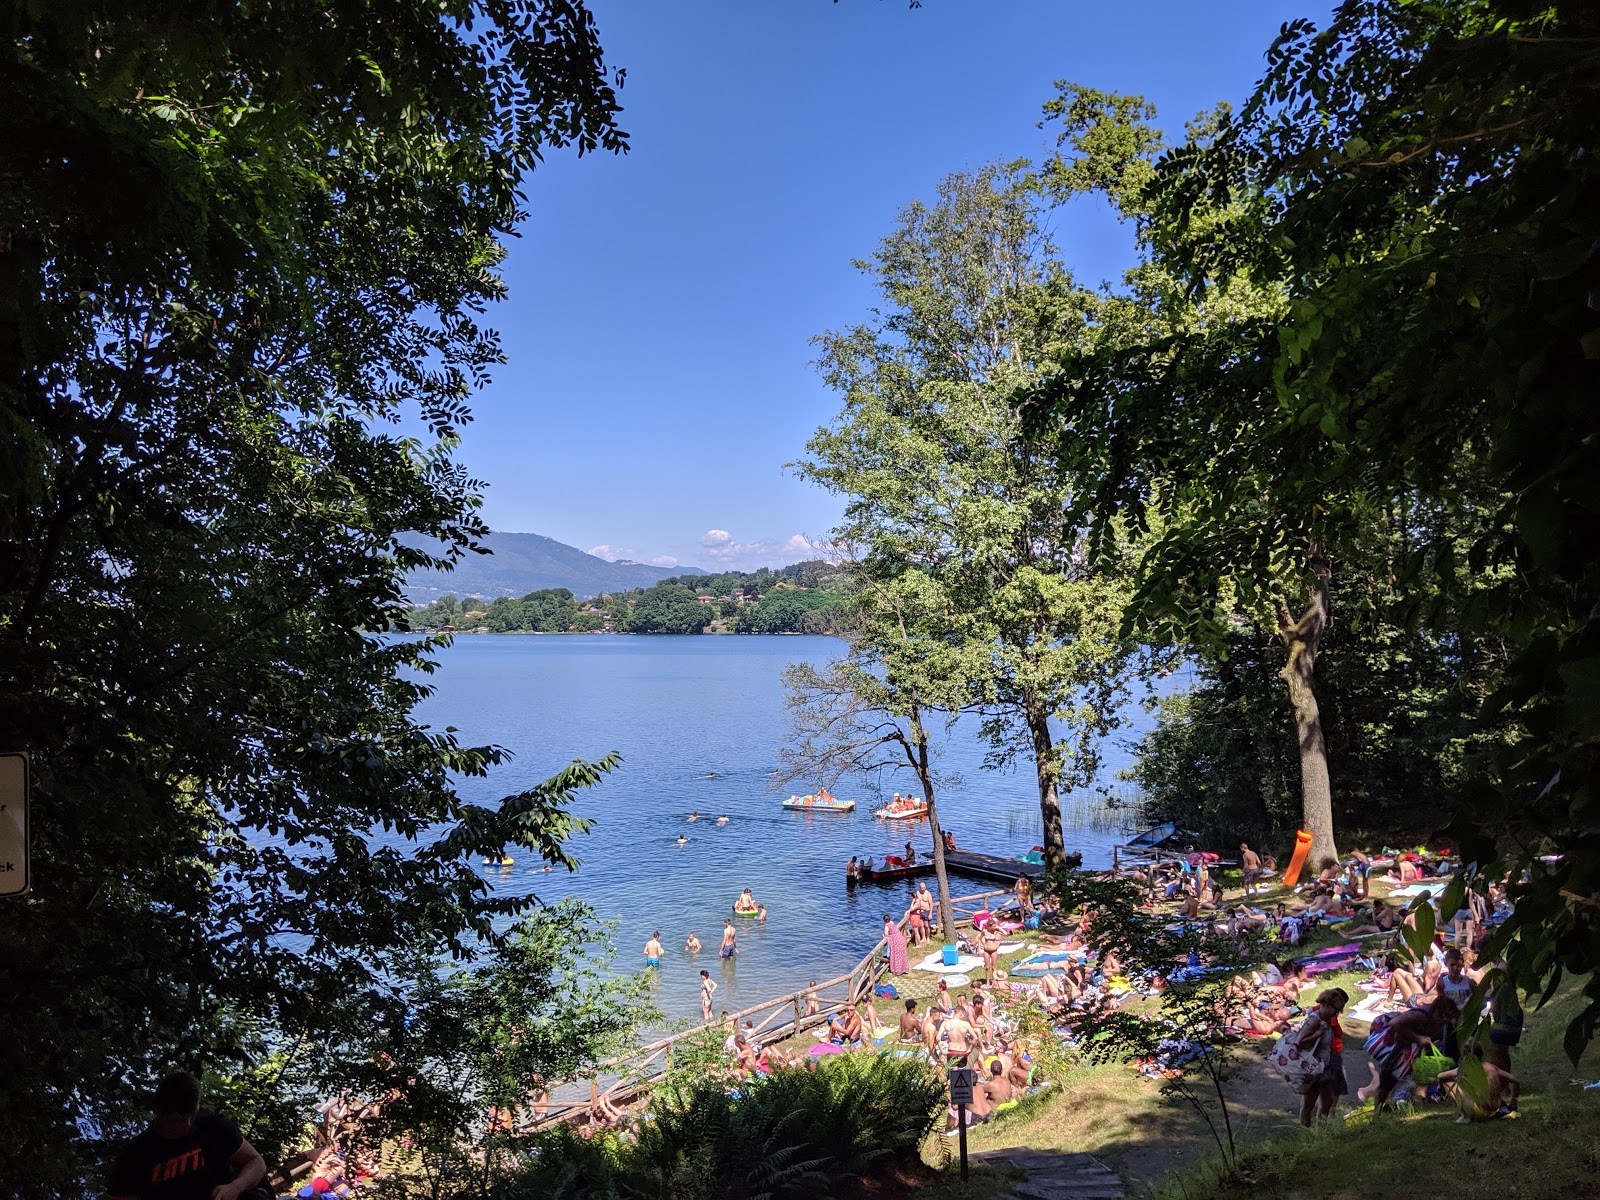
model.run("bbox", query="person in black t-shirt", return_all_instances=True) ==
[107,1073,268,1200]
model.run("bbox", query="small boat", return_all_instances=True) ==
[782,788,856,812]
[853,856,934,882]
[874,799,930,820]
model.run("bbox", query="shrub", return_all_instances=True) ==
[506,1055,945,1200]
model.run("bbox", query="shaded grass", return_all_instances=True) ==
[1148,980,1600,1200]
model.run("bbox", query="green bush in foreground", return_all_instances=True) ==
[505,1055,946,1200]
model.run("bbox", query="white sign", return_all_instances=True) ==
[948,1066,976,1107]
[0,753,29,897]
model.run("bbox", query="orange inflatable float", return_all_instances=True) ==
[1282,829,1315,888]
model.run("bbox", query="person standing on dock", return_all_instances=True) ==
[882,914,909,975]
[719,919,738,959]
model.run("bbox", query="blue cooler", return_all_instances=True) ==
[942,944,958,966]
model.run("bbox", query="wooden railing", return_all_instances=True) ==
[518,886,1010,1131]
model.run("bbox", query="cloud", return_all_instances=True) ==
[694,530,833,571]
[586,544,635,562]
[649,555,679,568]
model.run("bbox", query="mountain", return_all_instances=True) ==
[404,532,705,601]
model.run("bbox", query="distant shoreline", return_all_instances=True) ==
[414,629,828,637]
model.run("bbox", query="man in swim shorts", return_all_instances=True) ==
[720,919,737,959]
[1240,843,1262,896]
[643,931,662,968]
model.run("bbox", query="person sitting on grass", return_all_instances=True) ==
[1436,1059,1519,1122]
[898,999,923,1044]
[982,1058,1015,1113]
[837,1004,864,1045]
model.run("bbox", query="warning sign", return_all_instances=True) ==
[0,753,30,898]
[947,1066,976,1107]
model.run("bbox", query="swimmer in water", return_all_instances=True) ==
[707,772,716,779]
[676,834,688,846]
[757,904,768,922]
[716,814,730,826]
[687,811,700,822]
[685,932,702,953]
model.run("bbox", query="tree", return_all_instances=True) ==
[800,163,1140,868]
[366,903,653,1200]
[0,2,631,1190]
[782,570,983,940]
[1036,3,1600,1051]
[1044,871,1265,1173]
[626,582,710,634]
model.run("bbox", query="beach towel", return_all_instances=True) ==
[915,952,984,975]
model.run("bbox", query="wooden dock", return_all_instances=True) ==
[943,849,1042,883]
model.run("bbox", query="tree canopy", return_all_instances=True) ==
[0,2,634,1189]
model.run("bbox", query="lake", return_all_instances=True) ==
[410,634,1172,1024]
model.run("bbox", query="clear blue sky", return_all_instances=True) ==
[462,0,1324,571]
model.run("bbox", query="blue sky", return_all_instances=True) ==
[462,0,1323,571]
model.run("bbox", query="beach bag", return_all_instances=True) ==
[1268,1018,1326,1093]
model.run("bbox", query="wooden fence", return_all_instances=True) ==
[518,886,1010,1132]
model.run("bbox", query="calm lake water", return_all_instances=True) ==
[409,634,1172,1024]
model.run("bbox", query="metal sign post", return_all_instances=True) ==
[0,753,30,898]
[948,1065,975,1180]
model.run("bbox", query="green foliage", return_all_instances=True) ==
[625,582,711,635]
[731,586,852,634]
[509,1055,947,1200]
[408,588,583,633]
[800,162,1142,866]
[1133,619,1498,850]
[373,903,654,1200]
[1043,871,1267,1166]
[1136,0,1600,1054]
[1026,4,1600,1050]
[0,1,631,1191]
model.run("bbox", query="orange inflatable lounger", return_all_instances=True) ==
[1282,829,1315,889]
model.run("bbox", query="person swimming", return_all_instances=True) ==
[706,772,716,779]
[676,834,688,846]
[716,814,729,825]
[685,932,702,953]
[687,811,701,822]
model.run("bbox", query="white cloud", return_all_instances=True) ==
[586,544,635,562]
[699,529,732,547]
[694,531,833,571]
[650,555,679,568]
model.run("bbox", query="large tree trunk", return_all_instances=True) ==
[910,713,957,941]
[1027,707,1069,869]
[1277,559,1339,867]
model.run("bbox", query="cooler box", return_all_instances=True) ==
[942,944,958,966]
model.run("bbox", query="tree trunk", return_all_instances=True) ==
[1027,707,1069,869]
[910,713,957,941]
[1277,560,1339,867]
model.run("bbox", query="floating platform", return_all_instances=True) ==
[943,849,1045,883]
